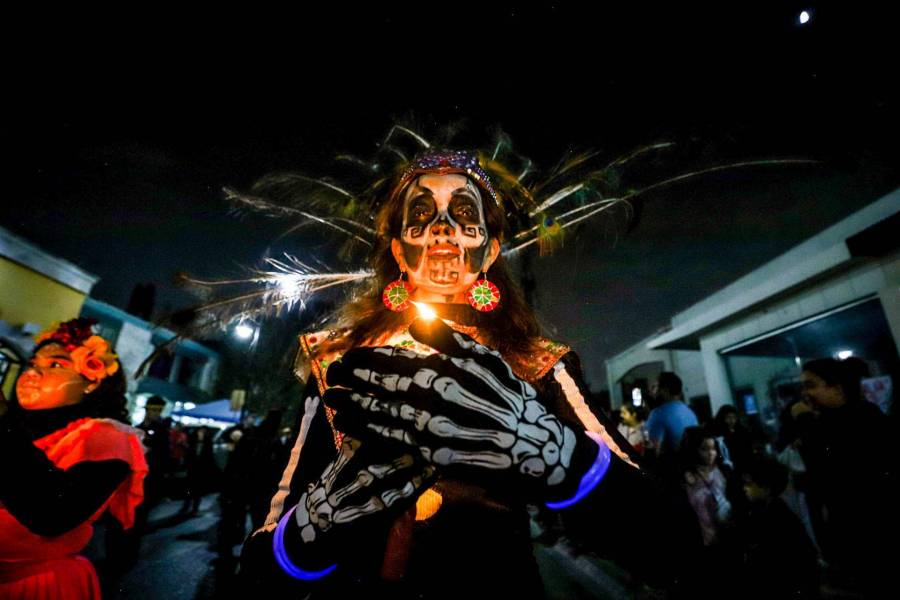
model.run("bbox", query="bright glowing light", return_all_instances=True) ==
[836,350,853,360]
[798,10,810,24]
[275,274,299,296]
[235,323,255,339]
[412,301,437,321]
[184,402,197,410]
[631,388,643,405]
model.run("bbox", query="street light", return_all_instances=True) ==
[798,10,811,25]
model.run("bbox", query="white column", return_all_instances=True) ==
[199,359,219,393]
[168,354,183,383]
[700,336,732,414]
[606,361,622,408]
[877,249,900,358]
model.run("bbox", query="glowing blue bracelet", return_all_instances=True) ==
[545,431,611,510]
[272,505,338,581]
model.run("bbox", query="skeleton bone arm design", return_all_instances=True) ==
[323,321,617,503]
[247,325,673,590]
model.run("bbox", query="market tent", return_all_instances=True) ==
[171,398,241,423]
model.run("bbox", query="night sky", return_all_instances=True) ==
[5,3,897,389]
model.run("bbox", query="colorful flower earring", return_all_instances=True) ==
[382,272,414,312]
[466,273,501,312]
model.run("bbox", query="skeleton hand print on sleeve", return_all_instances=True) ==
[324,319,600,500]
[292,435,435,545]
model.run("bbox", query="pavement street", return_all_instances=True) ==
[91,495,243,600]
[84,494,637,599]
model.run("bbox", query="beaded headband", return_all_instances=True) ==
[391,150,501,207]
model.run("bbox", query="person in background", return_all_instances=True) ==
[738,457,819,598]
[137,395,171,510]
[793,358,896,596]
[645,372,698,482]
[0,318,147,599]
[679,427,733,548]
[228,410,289,531]
[677,426,740,597]
[180,426,219,516]
[710,405,754,474]
[617,402,648,456]
[169,421,189,473]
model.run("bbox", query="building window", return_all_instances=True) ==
[618,361,664,409]
[148,352,174,380]
[176,356,207,389]
[0,344,24,397]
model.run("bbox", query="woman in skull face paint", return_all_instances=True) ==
[240,151,700,598]
[334,151,545,359]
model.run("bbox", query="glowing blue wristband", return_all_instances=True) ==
[272,505,338,581]
[545,431,611,510]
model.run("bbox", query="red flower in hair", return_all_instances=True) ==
[70,336,119,382]
[36,318,99,351]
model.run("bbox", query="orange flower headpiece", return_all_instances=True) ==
[35,318,120,382]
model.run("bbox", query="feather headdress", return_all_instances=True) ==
[170,123,814,333]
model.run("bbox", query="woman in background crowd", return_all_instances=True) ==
[617,402,648,456]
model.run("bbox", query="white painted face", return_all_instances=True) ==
[391,173,499,303]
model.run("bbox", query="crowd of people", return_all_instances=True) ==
[607,364,896,597]
[0,148,896,600]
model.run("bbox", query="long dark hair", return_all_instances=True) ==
[328,161,542,357]
[711,404,743,436]
[678,426,723,473]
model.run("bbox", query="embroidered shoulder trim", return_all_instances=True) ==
[506,337,571,382]
[296,330,349,394]
[297,329,351,450]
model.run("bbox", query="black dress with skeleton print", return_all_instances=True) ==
[238,334,692,598]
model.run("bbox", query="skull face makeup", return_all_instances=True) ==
[391,173,499,303]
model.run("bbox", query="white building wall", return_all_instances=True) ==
[608,190,899,415]
[606,341,705,407]
[876,250,900,357]
[692,249,899,411]
[700,336,733,413]
[672,350,707,402]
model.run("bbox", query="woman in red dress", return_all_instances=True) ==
[0,318,148,599]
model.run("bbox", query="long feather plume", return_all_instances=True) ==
[178,123,817,335]
[505,158,818,255]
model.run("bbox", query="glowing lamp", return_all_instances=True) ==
[412,301,437,321]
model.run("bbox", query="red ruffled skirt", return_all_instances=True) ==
[0,556,100,600]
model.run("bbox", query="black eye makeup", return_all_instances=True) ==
[449,196,480,224]
[406,196,437,224]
